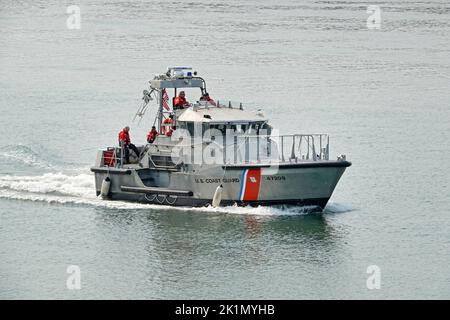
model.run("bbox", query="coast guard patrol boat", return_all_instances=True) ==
[91,67,351,209]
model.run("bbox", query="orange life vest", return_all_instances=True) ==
[146,129,159,143]
[174,96,188,109]
[118,128,130,145]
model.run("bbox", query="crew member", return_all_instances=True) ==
[199,92,216,106]
[174,91,189,109]
[118,126,140,164]
[162,114,174,136]
[166,125,176,137]
[146,126,159,143]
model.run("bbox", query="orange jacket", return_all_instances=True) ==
[118,128,130,145]
[200,95,216,106]
[147,129,159,143]
[174,96,188,108]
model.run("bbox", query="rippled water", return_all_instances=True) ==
[1,0,449,299]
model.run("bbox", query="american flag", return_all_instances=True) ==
[162,89,170,111]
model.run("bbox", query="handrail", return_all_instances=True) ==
[148,154,182,170]
[149,134,328,147]
[170,133,330,164]
[101,133,330,168]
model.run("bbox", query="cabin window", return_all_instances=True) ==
[187,122,194,136]
[202,123,209,133]
[204,124,225,139]
[249,124,256,134]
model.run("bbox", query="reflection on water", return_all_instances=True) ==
[92,208,346,298]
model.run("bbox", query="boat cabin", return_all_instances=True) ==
[149,67,270,138]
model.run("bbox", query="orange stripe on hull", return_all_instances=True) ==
[242,168,262,201]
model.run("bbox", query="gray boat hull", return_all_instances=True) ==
[91,160,351,209]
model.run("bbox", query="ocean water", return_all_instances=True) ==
[1,0,449,299]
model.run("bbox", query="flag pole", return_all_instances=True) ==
[158,89,163,133]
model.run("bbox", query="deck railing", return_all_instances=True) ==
[100,133,330,168]
[219,134,329,165]
[174,133,329,165]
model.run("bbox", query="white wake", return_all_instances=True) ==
[0,171,351,215]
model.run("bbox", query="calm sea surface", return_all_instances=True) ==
[1,0,449,299]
